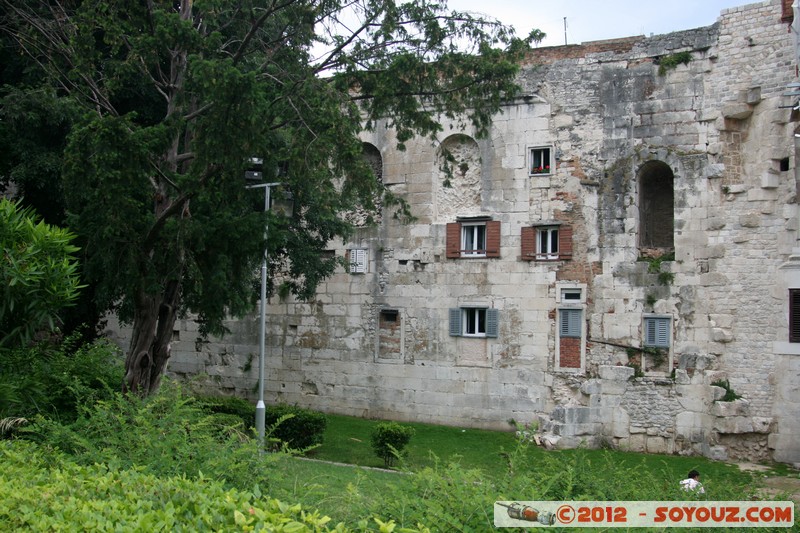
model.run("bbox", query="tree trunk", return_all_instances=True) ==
[123,278,181,395]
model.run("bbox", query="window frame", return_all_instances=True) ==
[537,226,559,260]
[529,146,553,176]
[461,222,487,257]
[555,303,586,372]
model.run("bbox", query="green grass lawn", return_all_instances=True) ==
[307,413,756,488]
[266,413,783,529]
[306,414,520,472]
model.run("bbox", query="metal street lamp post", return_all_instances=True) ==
[246,156,293,449]
[246,180,280,448]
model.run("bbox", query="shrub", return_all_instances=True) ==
[371,422,415,467]
[0,335,123,423]
[0,198,83,349]
[264,403,327,450]
[195,394,255,430]
[22,380,280,490]
[0,440,425,532]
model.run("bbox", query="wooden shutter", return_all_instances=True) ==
[520,226,536,261]
[449,308,462,336]
[349,249,367,273]
[645,317,670,347]
[559,309,582,338]
[790,290,800,342]
[485,220,501,258]
[486,308,499,338]
[558,225,573,260]
[446,222,461,258]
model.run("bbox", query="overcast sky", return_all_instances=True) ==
[447,0,753,47]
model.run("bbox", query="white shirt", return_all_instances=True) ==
[680,477,705,494]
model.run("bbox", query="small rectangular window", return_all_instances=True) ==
[644,316,671,347]
[349,249,367,273]
[561,288,582,301]
[380,309,398,326]
[529,147,552,175]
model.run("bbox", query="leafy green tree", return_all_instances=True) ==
[0,198,82,348]
[1,0,537,394]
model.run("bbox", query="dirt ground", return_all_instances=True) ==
[738,463,800,504]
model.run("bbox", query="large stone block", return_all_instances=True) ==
[713,416,754,434]
[598,365,635,381]
[711,399,751,417]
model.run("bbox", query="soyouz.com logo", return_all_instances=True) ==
[493,501,795,528]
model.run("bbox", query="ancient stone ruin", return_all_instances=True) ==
[109,0,800,464]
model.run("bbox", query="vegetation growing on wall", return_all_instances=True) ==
[657,52,692,75]
[711,379,743,402]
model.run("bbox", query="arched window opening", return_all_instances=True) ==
[638,161,674,251]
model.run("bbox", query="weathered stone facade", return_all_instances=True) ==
[109,0,800,464]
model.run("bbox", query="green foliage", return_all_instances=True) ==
[265,403,328,450]
[0,440,425,532]
[0,198,83,348]
[0,335,123,422]
[195,394,256,430]
[658,51,693,75]
[626,362,645,378]
[1,0,534,394]
[371,422,415,467]
[711,379,742,402]
[23,381,278,490]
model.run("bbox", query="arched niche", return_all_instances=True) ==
[638,160,675,251]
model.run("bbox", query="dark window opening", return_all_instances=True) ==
[780,157,790,172]
[380,309,399,327]
[790,290,800,342]
[639,161,675,249]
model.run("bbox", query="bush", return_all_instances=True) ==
[0,440,425,532]
[264,403,327,450]
[371,422,415,467]
[22,380,280,490]
[0,335,123,423]
[195,394,255,430]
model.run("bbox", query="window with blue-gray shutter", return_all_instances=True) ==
[486,308,499,338]
[449,307,498,338]
[644,316,670,347]
[559,309,582,338]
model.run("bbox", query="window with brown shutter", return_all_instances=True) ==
[446,219,501,258]
[790,289,800,342]
[521,225,572,261]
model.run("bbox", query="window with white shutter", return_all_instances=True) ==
[348,249,367,274]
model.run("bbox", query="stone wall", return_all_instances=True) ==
[108,0,800,464]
